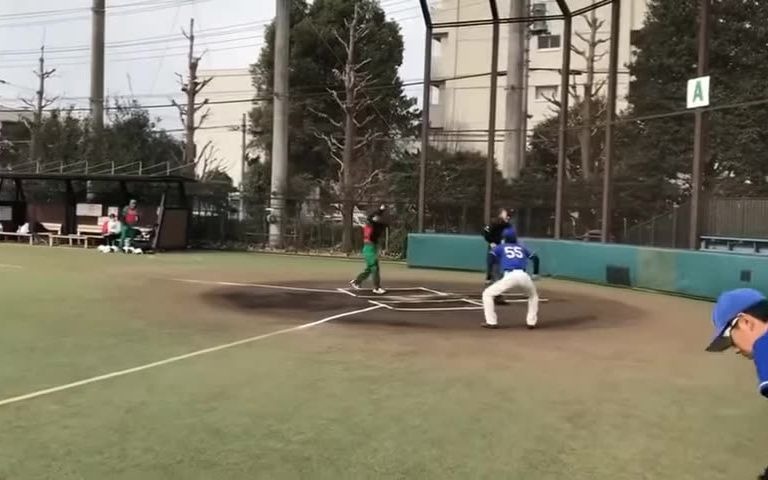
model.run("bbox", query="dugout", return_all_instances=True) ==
[0,172,195,251]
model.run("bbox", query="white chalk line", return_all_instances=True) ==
[351,294,439,300]
[336,288,358,297]
[379,298,467,304]
[0,263,23,269]
[382,287,434,292]
[0,305,382,408]
[172,278,340,294]
[367,300,394,310]
[463,297,549,306]
[391,305,483,312]
[419,287,450,296]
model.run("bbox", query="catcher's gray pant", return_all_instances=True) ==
[482,270,539,326]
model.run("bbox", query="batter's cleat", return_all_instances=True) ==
[349,281,361,290]
[481,323,499,329]
[372,288,388,295]
[526,324,537,330]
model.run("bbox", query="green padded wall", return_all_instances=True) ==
[407,233,487,271]
[407,234,768,299]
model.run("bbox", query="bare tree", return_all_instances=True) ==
[544,6,609,180]
[309,4,384,253]
[171,18,212,173]
[21,46,57,172]
[196,140,225,178]
[571,7,609,180]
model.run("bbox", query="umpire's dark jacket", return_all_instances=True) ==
[482,218,510,245]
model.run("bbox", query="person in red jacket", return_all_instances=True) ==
[120,199,140,249]
[349,205,387,294]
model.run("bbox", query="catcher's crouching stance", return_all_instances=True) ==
[482,228,540,329]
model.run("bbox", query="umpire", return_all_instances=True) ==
[482,208,513,305]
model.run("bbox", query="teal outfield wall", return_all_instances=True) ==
[407,234,768,299]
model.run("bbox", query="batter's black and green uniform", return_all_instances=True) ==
[354,209,386,289]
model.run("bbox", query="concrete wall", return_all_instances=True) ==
[407,234,768,299]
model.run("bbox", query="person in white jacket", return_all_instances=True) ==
[101,214,122,247]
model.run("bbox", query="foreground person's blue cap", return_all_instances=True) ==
[707,288,766,352]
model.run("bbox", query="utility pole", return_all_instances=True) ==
[485,0,501,222]
[520,0,531,170]
[172,18,212,174]
[502,0,526,180]
[689,0,711,250]
[269,0,290,248]
[90,0,105,179]
[601,0,621,243]
[239,113,247,222]
[22,46,57,173]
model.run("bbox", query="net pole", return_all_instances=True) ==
[554,15,572,239]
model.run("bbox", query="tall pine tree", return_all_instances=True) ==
[626,0,768,194]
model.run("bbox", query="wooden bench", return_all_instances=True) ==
[49,234,100,248]
[0,232,34,245]
[77,224,103,236]
[700,235,768,254]
[0,232,50,246]
[41,222,63,235]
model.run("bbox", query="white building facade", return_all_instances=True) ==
[195,68,255,187]
[429,0,648,177]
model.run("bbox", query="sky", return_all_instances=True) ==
[0,0,426,133]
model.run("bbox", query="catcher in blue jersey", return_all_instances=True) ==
[482,228,540,329]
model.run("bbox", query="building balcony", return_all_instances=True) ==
[429,103,443,129]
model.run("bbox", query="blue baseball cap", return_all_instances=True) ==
[502,227,517,242]
[706,288,767,352]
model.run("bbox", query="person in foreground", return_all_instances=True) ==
[706,288,768,392]
[350,204,387,295]
[705,288,768,479]
[482,228,539,329]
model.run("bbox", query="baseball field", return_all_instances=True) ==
[0,245,765,479]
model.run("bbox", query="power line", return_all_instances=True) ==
[0,88,258,103]
[0,34,264,63]
[149,1,185,94]
[0,0,171,20]
[0,62,756,134]
[0,21,268,57]
[0,42,263,70]
[0,96,259,114]
[0,0,215,29]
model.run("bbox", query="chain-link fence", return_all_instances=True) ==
[189,194,417,259]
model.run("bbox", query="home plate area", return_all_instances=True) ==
[338,286,548,312]
[195,280,615,332]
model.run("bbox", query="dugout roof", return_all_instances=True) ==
[0,172,196,183]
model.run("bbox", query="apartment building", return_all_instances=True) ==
[195,68,255,187]
[429,0,648,177]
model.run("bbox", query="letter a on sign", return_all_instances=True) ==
[687,76,710,109]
